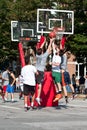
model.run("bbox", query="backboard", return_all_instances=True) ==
[37,9,74,35]
[11,21,38,42]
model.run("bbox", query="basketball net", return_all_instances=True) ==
[53,27,66,50]
[53,27,65,40]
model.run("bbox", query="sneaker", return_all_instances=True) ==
[29,106,36,111]
[32,106,37,110]
[4,97,8,102]
[65,97,68,104]
[24,107,29,112]
[53,93,63,102]
[19,95,22,99]
[71,94,77,100]
[36,98,41,105]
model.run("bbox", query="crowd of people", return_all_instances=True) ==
[0,34,87,112]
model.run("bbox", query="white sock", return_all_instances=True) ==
[24,104,28,107]
[31,102,34,107]
[5,97,7,101]
[12,98,14,101]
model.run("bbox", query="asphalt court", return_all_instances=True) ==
[0,92,87,111]
[0,93,87,130]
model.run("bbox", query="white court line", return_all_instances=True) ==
[0,105,21,110]
[67,104,87,108]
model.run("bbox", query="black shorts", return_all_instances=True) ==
[84,88,87,94]
[36,70,44,84]
[0,86,3,91]
[23,84,35,96]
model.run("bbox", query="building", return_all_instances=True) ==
[68,53,87,79]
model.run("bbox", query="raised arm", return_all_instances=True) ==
[47,38,55,54]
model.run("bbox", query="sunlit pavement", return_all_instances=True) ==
[0,92,87,130]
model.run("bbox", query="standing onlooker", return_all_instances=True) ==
[4,67,16,102]
[0,71,4,101]
[21,56,38,111]
[35,38,52,105]
[2,68,9,97]
[71,74,76,93]
[79,75,85,94]
[18,75,24,99]
[84,75,87,99]
[76,79,80,94]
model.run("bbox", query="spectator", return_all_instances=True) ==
[4,67,16,102]
[84,75,87,99]
[18,75,24,99]
[0,71,4,101]
[76,79,80,94]
[71,74,76,93]
[79,75,85,94]
[2,68,9,97]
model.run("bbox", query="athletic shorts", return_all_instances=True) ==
[0,86,3,91]
[2,85,7,93]
[20,85,24,92]
[79,84,85,91]
[84,88,87,94]
[23,84,35,96]
[36,70,44,84]
[6,84,15,93]
[52,71,61,83]
[62,71,71,86]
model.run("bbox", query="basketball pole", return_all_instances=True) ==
[18,42,25,67]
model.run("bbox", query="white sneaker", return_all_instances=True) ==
[12,99,15,102]
[31,102,34,107]
[4,97,8,101]
[36,98,41,105]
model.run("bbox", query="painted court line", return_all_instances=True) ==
[0,105,22,110]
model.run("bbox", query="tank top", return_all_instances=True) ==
[8,72,14,85]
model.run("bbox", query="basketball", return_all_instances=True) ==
[49,31,56,38]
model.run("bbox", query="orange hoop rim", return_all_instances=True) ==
[53,27,65,32]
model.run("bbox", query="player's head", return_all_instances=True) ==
[36,48,43,55]
[66,51,71,59]
[25,56,30,65]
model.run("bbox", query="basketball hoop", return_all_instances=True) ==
[19,37,31,42]
[53,27,65,40]
[53,27,66,50]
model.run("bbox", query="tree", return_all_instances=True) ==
[54,0,87,62]
[0,0,87,68]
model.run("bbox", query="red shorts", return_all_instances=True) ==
[3,85,7,93]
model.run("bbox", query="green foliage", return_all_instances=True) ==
[0,0,87,66]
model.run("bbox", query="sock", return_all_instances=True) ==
[2,94,4,100]
[57,91,62,94]
[72,92,75,94]
[24,104,28,107]
[12,98,14,101]
[59,91,62,94]
[31,102,34,107]
[65,96,68,99]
